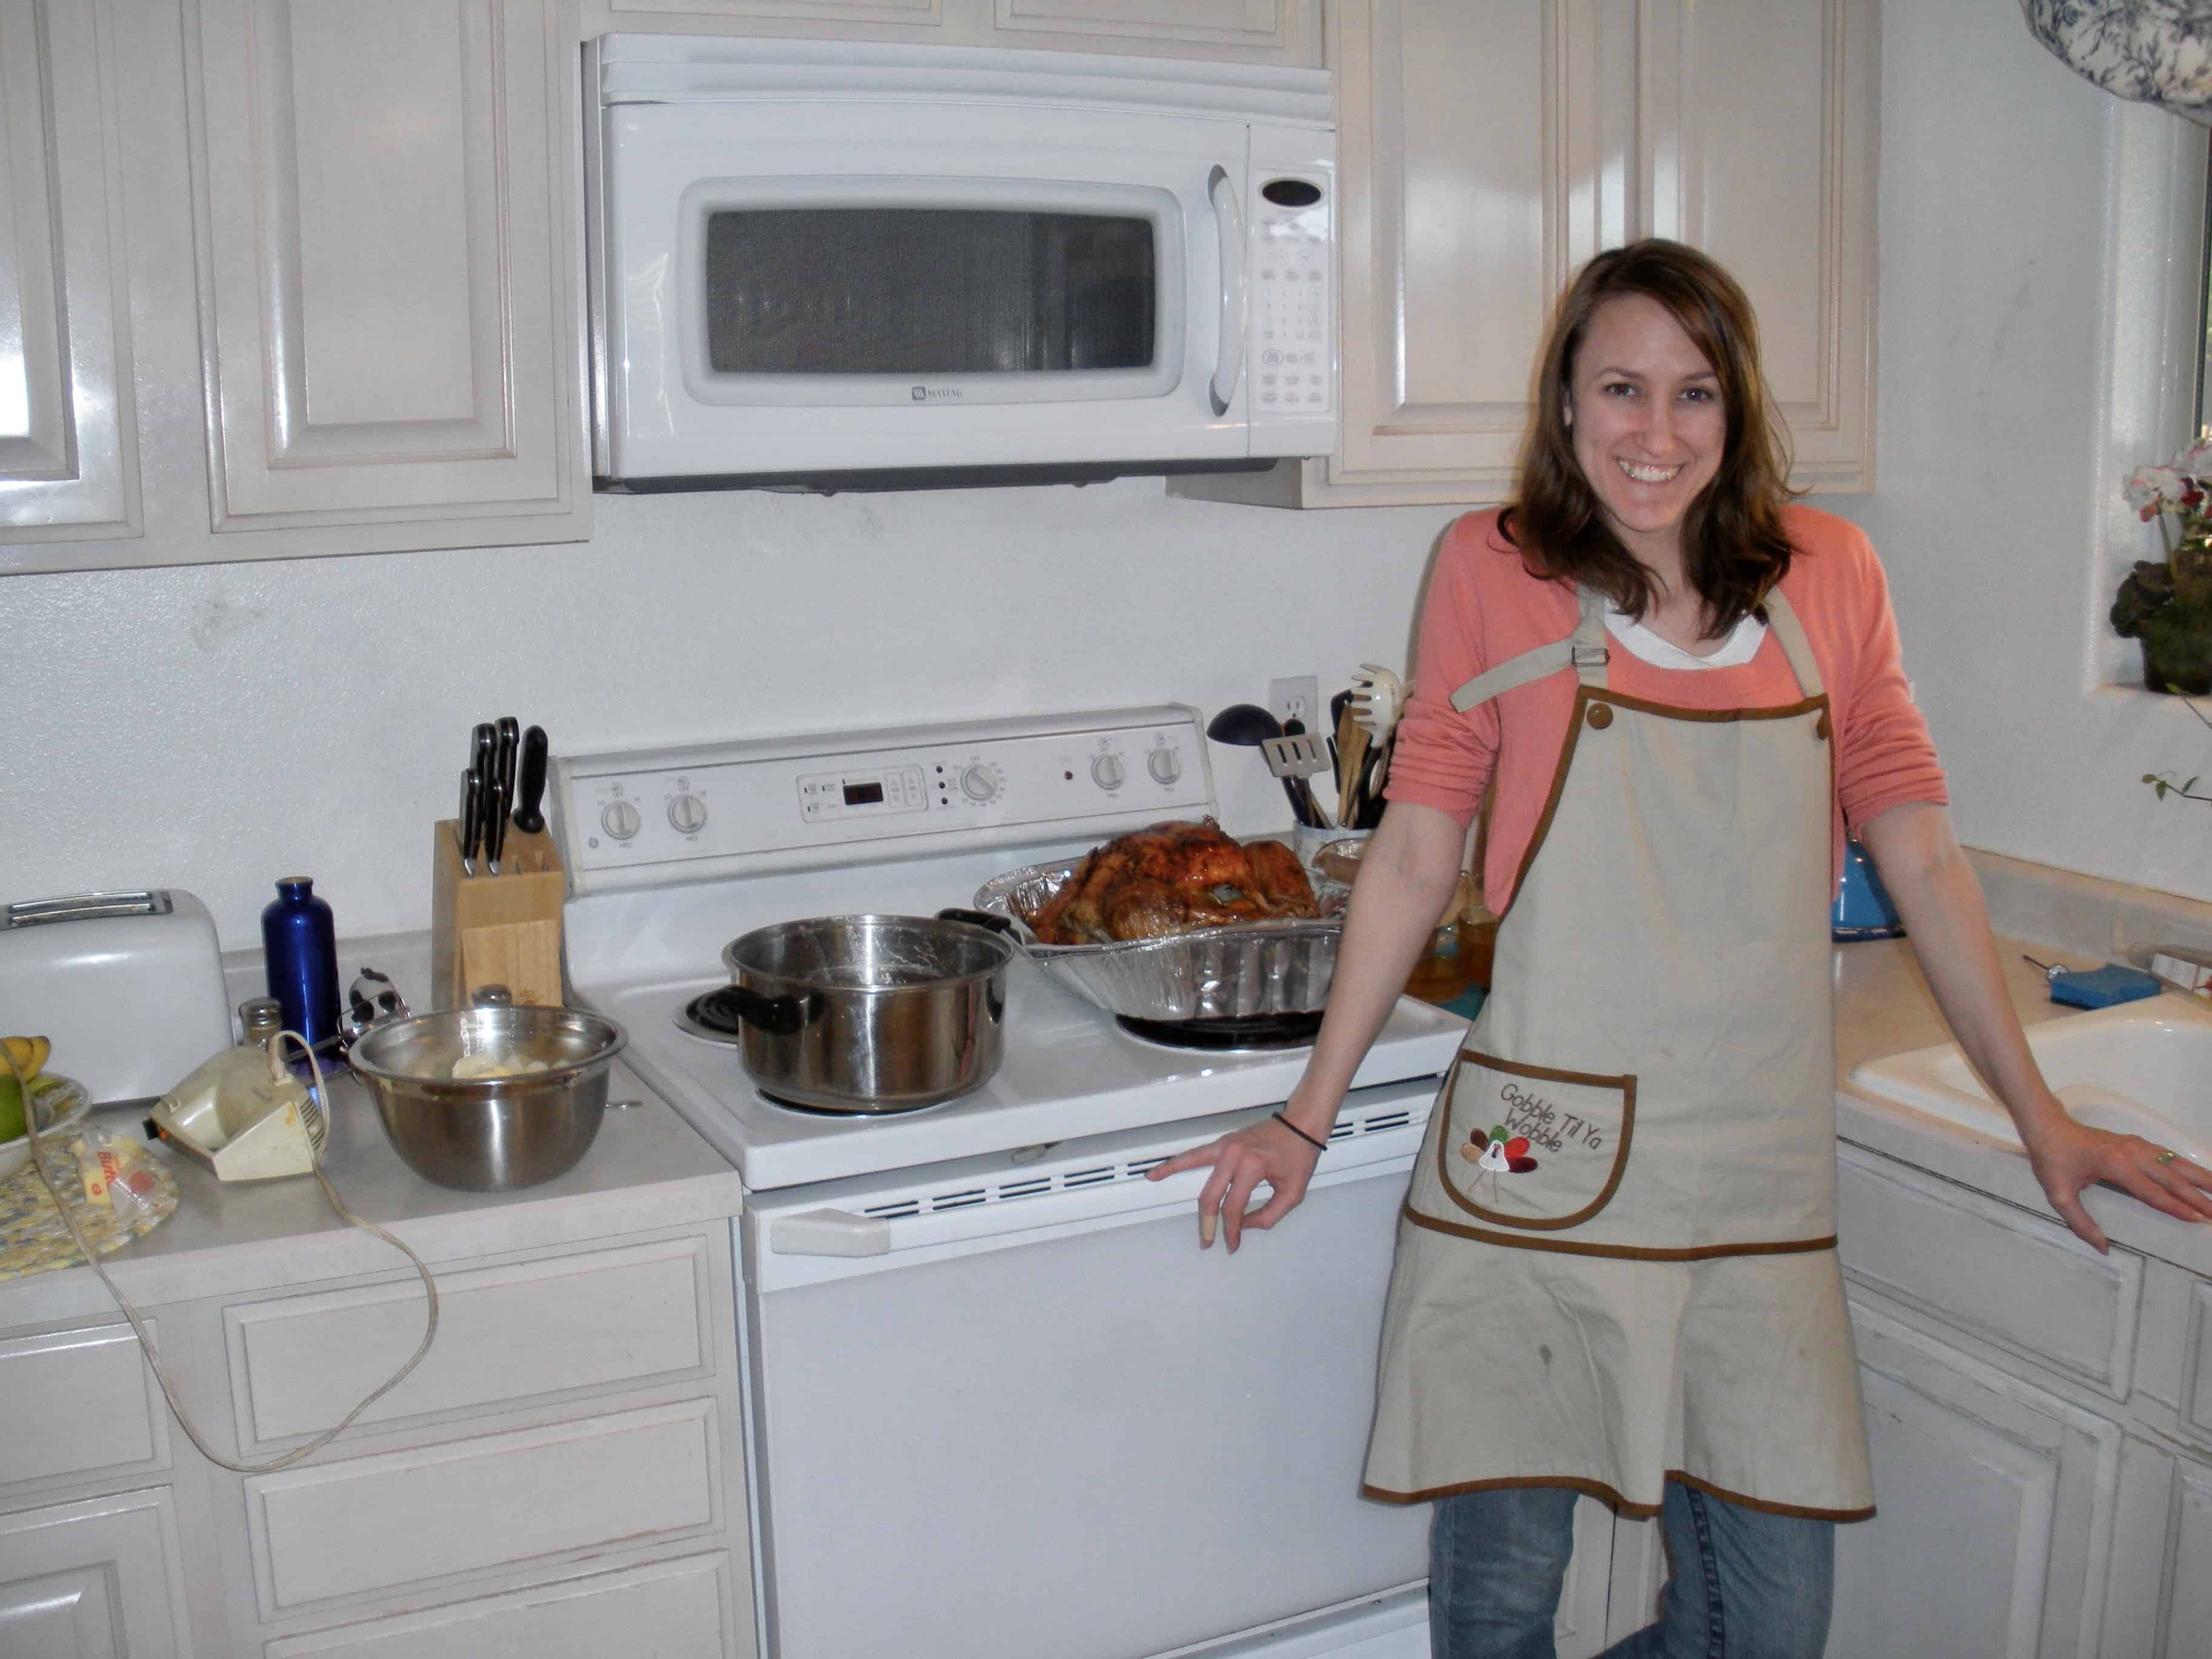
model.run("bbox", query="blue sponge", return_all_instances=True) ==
[2047,964,2163,1009]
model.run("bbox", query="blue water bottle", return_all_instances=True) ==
[263,877,340,1050]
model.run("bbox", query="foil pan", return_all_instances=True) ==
[972,857,1343,1021]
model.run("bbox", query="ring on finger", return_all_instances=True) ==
[2157,1147,2180,1165]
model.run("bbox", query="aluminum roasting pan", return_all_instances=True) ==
[971,856,1343,1022]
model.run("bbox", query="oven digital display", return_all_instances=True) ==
[842,780,885,806]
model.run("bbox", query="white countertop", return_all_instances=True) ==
[1834,934,2212,1277]
[0,1058,745,1330]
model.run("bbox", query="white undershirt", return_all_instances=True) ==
[1603,602,1768,671]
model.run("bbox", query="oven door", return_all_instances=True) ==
[592,100,1248,483]
[738,1081,1438,1659]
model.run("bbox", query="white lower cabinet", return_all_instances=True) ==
[1826,1144,2202,1659]
[0,1487,194,1659]
[1830,1304,2122,1658]
[0,1222,755,1659]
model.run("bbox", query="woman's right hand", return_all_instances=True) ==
[1145,1116,1323,1252]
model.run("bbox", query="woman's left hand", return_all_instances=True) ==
[2018,1107,2212,1250]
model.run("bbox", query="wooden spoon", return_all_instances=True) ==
[1335,700,1370,828]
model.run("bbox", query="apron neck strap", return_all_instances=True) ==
[1446,588,1612,714]
[1446,584,1821,714]
[1762,589,1823,698]
[1571,586,1610,687]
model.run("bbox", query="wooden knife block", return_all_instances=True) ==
[430,819,565,1010]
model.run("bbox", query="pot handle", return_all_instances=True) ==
[338,966,411,1056]
[936,907,1017,937]
[695,983,807,1037]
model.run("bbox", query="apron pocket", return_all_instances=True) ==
[1427,1049,1635,1230]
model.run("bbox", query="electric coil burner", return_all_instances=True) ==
[1116,1011,1324,1050]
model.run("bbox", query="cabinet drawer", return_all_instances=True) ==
[245,1397,720,1614]
[0,1320,166,1485]
[1837,1146,2142,1396]
[265,1550,734,1658]
[0,1486,192,1657]
[224,1235,710,1448]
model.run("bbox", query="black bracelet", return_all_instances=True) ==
[1272,1110,1330,1153]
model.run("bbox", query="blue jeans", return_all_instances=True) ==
[1430,1481,1834,1659]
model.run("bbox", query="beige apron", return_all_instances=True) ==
[1362,588,1874,1521]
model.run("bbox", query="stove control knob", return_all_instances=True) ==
[601,800,642,842]
[1090,754,1127,791]
[668,793,708,835]
[960,765,999,803]
[1147,748,1183,785]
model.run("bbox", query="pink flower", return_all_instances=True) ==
[2127,464,2189,514]
[2180,440,2212,479]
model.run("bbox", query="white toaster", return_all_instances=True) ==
[0,890,236,1105]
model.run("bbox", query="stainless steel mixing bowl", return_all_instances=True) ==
[347,1004,627,1191]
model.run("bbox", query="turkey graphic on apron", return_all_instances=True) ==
[1362,586,1875,1520]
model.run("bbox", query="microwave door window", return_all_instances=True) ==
[702,208,1156,378]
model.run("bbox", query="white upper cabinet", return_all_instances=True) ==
[189,0,586,538]
[1641,0,1875,492]
[0,0,142,543]
[1178,0,1877,508]
[585,0,1321,64]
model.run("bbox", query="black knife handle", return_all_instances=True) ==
[460,769,484,871]
[512,725,549,835]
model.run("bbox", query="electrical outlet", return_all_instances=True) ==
[1269,675,1320,732]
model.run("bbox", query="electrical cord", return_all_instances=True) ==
[5,1030,441,1473]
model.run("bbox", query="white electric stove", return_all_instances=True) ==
[555,707,1464,1659]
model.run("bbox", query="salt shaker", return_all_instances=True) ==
[262,877,340,1050]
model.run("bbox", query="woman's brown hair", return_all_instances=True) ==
[1500,238,1797,635]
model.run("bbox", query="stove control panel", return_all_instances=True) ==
[553,706,1217,891]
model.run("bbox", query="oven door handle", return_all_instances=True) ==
[771,1208,893,1258]
[1207,164,1247,418]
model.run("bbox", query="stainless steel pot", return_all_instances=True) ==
[348,1003,626,1190]
[697,913,1016,1113]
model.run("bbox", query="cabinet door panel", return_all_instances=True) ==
[0,0,140,540]
[190,0,577,527]
[994,0,1290,50]
[1645,0,1875,490]
[0,1321,167,1487]
[1828,1303,2122,1659]
[264,1551,736,1659]
[0,1488,192,1659]
[2165,1457,2212,1655]
[224,1236,711,1448]
[605,0,944,20]
[245,1398,720,1614]
[1333,0,1622,492]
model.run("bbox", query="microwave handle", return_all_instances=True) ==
[1206,165,1247,417]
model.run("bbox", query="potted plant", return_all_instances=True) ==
[2116,441,2212,694]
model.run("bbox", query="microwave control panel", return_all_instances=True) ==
[1252,173,1332,423]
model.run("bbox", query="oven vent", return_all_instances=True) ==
[853,1099,1429,1219]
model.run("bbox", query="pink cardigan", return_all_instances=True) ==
[1387,506,1949,912]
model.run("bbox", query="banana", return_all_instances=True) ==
[0,1036,49,1081]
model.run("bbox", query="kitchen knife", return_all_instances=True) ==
[494,717,520,802]
[460,768,483,876]
[471,723,495,797]
[512,725,549,835]
[486,777,511,874]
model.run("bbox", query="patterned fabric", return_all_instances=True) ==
[2023,1,2212,124]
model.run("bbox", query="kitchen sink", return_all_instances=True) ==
[1847,991,2212,1164]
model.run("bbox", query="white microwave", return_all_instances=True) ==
[583,36,1336,492]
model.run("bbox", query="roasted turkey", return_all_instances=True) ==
[1024,818,1320,945]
